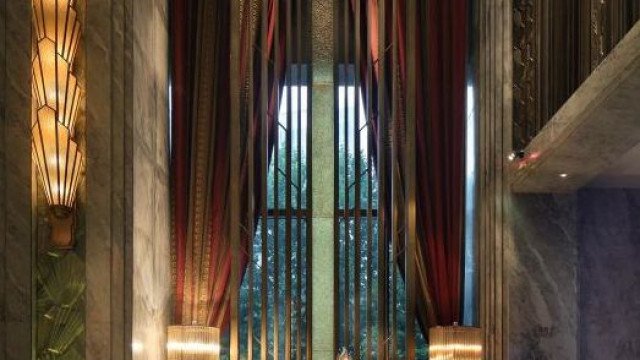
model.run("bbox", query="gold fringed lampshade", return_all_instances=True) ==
[429,325,482,360]
[32,0,82,62]
[167,326,220,360]
[32,39,82,133]
[32,109,83,210]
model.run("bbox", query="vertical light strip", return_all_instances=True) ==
[463,85,477,326]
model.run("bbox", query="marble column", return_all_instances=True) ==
[476,1,512,358]
[85,0,170,359]
[311,0,335,359]
[0,1,35,359]
[130,0,171,359]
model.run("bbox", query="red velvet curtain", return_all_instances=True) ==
[171,0,283,328]
[416,0,468,326]
[354,0,468,328]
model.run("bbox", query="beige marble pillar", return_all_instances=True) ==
[311,1,335,359]
[85,0,170,359]
[0,1,35,359]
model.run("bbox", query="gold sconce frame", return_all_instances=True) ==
[31,0,84,249]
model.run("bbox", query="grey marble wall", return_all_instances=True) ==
[0,1,35,359]
[508,194,579,360]
[578,189,640,359]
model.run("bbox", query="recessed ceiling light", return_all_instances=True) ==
[559,173,568,178]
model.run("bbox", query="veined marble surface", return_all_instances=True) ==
[85,0,170,358]
[131,0,171,358]
[509,194,578,360]
[578,189,640,359]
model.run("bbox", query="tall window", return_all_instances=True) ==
[463,84,478,326]
[334,65,427,358]
[236,66,310,360]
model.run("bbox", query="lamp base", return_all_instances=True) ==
[49,207,74,250]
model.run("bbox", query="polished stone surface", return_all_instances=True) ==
[578,189,640,359]
[0,1,35,359]
[85,0,128,358]
[509,194,578,360]
[512,21,640,193]
[85,0,170,358]
[476,1,512,357]
[131,0,171,358]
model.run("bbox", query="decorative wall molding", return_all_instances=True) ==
[477,1,512,359]
[512,0,640,150]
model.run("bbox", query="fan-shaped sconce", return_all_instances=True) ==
[31,0,84,250]
[429,325,482,360]
[32,0,81,62]
[167,326,220,360]
[32,108,83,248]
[32,39,82,133]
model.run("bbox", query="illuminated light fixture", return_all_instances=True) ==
[32,110,83,248]
[32,39,82,133]
[31,0,84,250]
[559,173,568,178]
[429,325,482,360]
[167,326,220,360]
[32,0,82,62]
[131,340,144,353]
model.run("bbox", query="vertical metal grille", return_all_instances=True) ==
[233,1,312,359]
[334,0,423,358]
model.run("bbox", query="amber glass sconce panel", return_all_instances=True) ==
[32,0,81,62]
[31,0,84,249]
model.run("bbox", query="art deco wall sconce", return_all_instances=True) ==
[31,0,84,249]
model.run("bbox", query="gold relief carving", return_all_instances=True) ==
[513,0,536,150]
[591,0,606,68]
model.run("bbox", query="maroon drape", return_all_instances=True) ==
[170,0,190,324]
[354,0,468,328]
[414,0,467,326]
[171,0,283,328]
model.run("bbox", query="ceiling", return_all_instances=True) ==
[589,143,640,188]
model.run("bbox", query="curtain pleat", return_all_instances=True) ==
[171,0,285,329]
[353,0,468,331]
